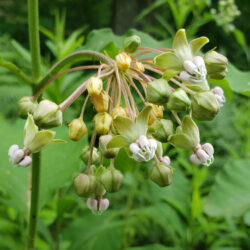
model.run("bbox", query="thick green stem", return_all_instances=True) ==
[27,0,41,249]
[27,152,41,250]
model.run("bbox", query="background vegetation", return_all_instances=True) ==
[0,0,249,249]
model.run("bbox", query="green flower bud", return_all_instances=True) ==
[146,79,172,105]
[33,100,62,128]
[167,89,191,112]
[87,77,103,96]
[204,51,228,79]
[68,118,87,141]
[192,91,220,121]
[17,96,38,119]
[101,167,123,193]
[99,135,120,159]
[123,35,141,53]
[94,112,112,134]
[74,173,96,197]
[94,165,106,196]
[151,119,173,142]
[155,141,163,158]
[80,146,99,164]
[150,163,173,187]
[91,90,109,113]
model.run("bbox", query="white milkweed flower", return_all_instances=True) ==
[129,135,157,162]
[212,86,226,106]
[8,144,32,167]
[180,56,207,84]
[87,198,109,215]
[190,143,214,166]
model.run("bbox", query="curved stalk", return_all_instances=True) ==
[37,51,114,88]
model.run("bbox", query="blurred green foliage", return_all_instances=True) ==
[0,1,250,250]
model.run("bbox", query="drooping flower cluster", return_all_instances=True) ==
[9,29,228,214]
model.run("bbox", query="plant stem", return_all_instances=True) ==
[27,0,41,249]
[27,152,41,250]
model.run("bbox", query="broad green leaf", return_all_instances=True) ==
[107,135,129,149]
[154,52,182,71]
[204,159,250,217]
[190,36,209,55]
[226,64,250,96]
[62,212,122,250]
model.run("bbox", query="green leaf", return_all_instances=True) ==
[226,64,250,96]
[204,159,250,217]
[107,135,129,149]
[154,52,182,71]
[101,41,119,59]
[190,36,209,55]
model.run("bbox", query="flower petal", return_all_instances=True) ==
[190,36,209,56]
[24,114,38,148]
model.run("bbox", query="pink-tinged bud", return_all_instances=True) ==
[18,156,32,167]
[202,143,214,157]
[87,198,98,213]
[161,156,171,165]
[8,144,19,158]
[13,149,25,164]
[129,143,140,154]
[183,60,197,75]
[196,149,209,162]
[212,87,225,106]
[99,198,109,212]
[190,154,201,165]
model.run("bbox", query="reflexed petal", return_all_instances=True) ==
[154,52,183,71]
[24,114,38,148]
[190,36,209,56]
[135,106,152,136]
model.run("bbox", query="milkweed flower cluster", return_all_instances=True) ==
[9,29,228,214]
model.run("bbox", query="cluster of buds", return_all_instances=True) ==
[9,29,228,214]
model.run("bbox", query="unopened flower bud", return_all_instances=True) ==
[94,112,112,134]
[190,154,201,165]
[80,146,99,164]
[151,119,173,142]
[134,62,145,72]
[116,52,131,70]
[8,144,19,159]
[101,167,123,193]
[204,51,228,79]
[33,100,62,128]
[18,156,32,167]
[123,35,141,53]
[148,104,164,125]
[17,96,38,119]
[99,135,119,158]
[191,91,220,121]
[190,143,214,166]
[87,77,103,96]
[111,105,128,118]
[87,198,98,213]
[146,79,172,105]
[13,149,25,164]
[68,118,87,141]
[91,90,109,113]
[98,198,110,213]
[150,163,173,187]
[74,173,96,197]
[167,89,191,112]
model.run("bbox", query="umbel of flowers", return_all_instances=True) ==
[9,29,228,214]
